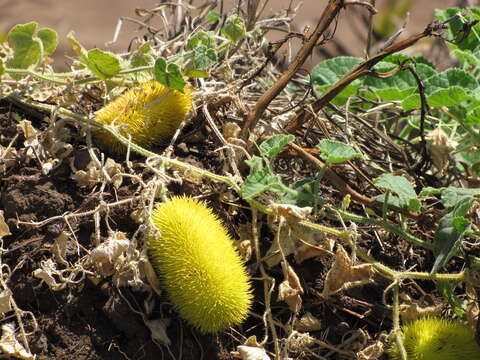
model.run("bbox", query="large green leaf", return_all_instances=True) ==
[7,22,42,69]
[259,134,295,160]
[316,139,362,164]
[86,49,121,80]
[241,168,283,200]
[365,62,436,101]
[374,173,420,211]
[311,56,362,85]
[402,68,478,110]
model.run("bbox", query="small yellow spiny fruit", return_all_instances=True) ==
[147,196,252,333]
[94,81,192,152]
[388,317,480,360]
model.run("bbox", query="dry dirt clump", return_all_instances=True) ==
[0,1,479,360]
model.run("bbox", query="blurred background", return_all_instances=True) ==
[0,0,467,70]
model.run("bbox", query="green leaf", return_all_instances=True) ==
[436,280,466,316]
[316,139,362,163]
[435,7,480,52]
[221,14,247,43]
[129,43,154,82]
[0,59,4,77]
[259,134,295,160]
[66,31,87,58]
[37,28,58,55]
[373,193,401,208]
[187,30,216,50]
[453,48,480,68]
[311,56,362,86]
[241,168,283,200]
[365,62,436,101]
[86,49,121,80]
[207,11,221,24]
[245,156,264,172]
[374,173,419,210]
[466,103,480,126]
[426,86,473,107]
[7,22,42,70]
[456,142,480,176]
[183,69,209,78]
[381,54,436,68]
[130,43,154,67]
[401,68,478,110]
[280,178,324,208]
[192,45,218,70]
[424,69,477,94]
[154,58,186,93]
[419,187,445,196]
[311,57,363,104]
[431,198,472,273]
[441,187,480,207]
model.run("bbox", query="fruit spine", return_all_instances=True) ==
[147,196,252,333]
[388,317,480,360]
[94,81,192,152]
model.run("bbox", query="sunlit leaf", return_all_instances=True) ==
[154,58,186,93]
[259,134,295,160]
[316,139,362,164]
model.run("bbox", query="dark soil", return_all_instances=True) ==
[0,102,225,360]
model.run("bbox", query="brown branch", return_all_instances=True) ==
[284,21,447,133]
[240,0,345,141]
[288,142,418,219]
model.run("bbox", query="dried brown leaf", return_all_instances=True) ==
[278,262,304,313]
[0,211,11,239]
[322,245,374,298]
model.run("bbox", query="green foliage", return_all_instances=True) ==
[241,135,295,200]
[435,7,480,52]
[7,22,58,72]
[432,198,472,273]
[241,135,325,208]
[441,187,480,207]
[259,134,295,159]
[221,14,247,43]
[316,139,362,163]
[207,11,221,24]
[402,68,478,110]
[241,164,284,200]
[373,174,420,212]
[436,280,466,316]
[86,49,121,80]
[154,58,186,93]
[311,56,362,104]
[67,32,121,80]
[129,43,154,82]
[187,29,216,50]
[192,45,218,70]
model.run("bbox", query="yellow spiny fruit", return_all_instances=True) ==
[388,317,480,360]
[147,196,252,333]
[94,81,192,152]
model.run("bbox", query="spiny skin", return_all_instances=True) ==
[148,196,253,333]
[388,317,480,360]
[94,81,192,152]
